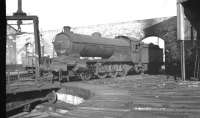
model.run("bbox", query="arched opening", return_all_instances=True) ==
[142,36,165,70]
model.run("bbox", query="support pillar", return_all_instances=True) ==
[177,1,186,81]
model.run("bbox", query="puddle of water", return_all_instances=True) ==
[56,92,85,105]
[134,107,166,111]
[14,87,88,117]
[56,109,68,114]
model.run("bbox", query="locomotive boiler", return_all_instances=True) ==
[50,26,163,80]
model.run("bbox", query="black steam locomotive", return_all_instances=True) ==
[44,26,163,81]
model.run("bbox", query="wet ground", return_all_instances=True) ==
[10,74,200,118]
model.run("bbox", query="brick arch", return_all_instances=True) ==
[141,16,180,63]
[142,16,177,42]
[140,16,182,75]
[141,35,165,50]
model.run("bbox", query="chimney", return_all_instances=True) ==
[63,26,71,32]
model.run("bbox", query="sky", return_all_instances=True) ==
[6,0,177,31]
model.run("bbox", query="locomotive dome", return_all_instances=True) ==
[91,32,101,37]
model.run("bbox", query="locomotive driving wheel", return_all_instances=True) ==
[134,64,144,74]
[118,70,128,77]
[109,71,118,78]
[97,72,107,79]
[80,72,92,81]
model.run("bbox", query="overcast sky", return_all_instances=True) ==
[6,0,176,31]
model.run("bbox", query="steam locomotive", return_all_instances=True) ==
[45,26,163,80]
